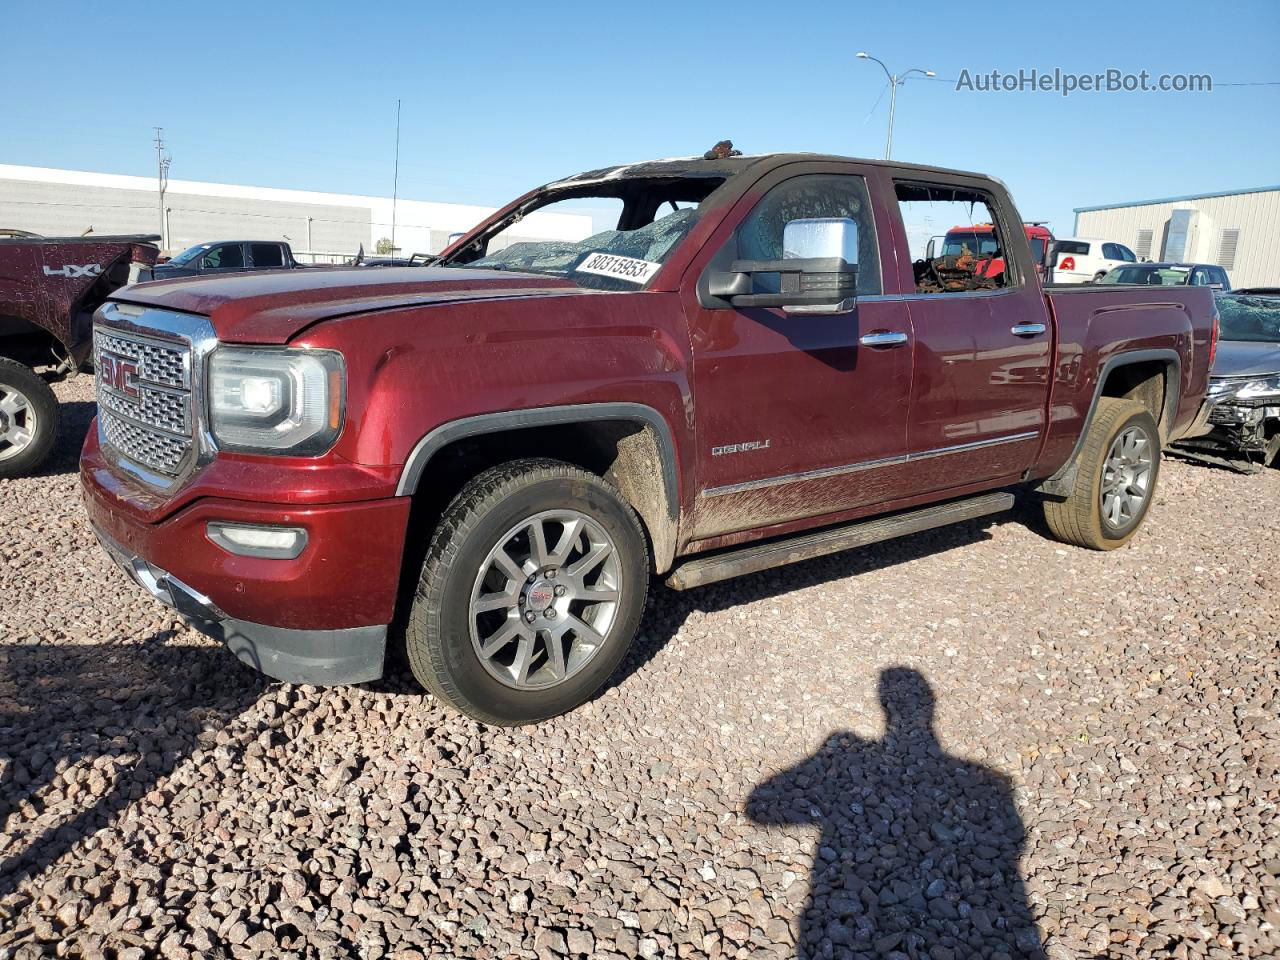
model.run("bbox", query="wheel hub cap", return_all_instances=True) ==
[525,579,556,611]
[469,509,622,690]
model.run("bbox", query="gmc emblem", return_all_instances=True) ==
[100,353,140,399]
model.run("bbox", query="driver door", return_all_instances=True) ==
[680,163,915,543]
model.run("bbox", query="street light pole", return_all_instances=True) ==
[153,127,171,249]
[855,52,936,160]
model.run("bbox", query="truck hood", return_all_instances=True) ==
[109,266,584,344]
[1212,340,1280,380]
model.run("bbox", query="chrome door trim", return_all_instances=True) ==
[702,452,908,497]
[700,430,1040,498]
[907,430,1040,462]
[1011,323,1047,337]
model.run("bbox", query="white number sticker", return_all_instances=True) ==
[575,252,661,284]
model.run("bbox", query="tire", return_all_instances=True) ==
[1264,431,1280,468]
[406,458,649,725]
[1043,398,1161,551]
[0,358,59,479]
[1093,271,1107,283]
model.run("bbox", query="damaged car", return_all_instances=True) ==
[1174,292,1280,472]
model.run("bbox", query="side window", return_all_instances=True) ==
[737,174,882,297]
[895,182,1016,294]
[1102,243,1120,260]
[203,244,244,269]
[1213,267,1230,287]
[250,243,285,267]
[1117,245,1137,262]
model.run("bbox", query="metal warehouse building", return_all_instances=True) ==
[1074,185,1280,289]
[0,164,590,261]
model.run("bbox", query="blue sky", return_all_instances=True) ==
[2,0,1277,237]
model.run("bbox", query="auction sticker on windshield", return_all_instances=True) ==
[575,252,661,284]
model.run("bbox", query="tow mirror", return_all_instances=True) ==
[706,218,860,314]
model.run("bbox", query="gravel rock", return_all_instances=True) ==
[1,378,1278,959]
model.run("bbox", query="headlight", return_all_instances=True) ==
[1237,376,1280,400]
[209,347,344,454]
[1207,376,1280,402]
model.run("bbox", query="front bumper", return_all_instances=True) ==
[81,428,412,686]
[93,523,388,685]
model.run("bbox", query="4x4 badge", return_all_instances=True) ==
[43,263,102,278]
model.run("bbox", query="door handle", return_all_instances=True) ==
[859,331,909,348]
[1011,323,1047,337]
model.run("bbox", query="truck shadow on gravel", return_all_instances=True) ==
[609,511,1016,697]
[747,668,1045,960]
[0,632,265,904]
[37,399,97,477]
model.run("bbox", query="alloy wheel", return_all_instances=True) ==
[0,385,36,462]
[1100,425,1153,531]
[468,509,622,690]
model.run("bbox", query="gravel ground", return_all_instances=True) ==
[1,376,1278,960]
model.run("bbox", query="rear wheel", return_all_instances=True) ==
[1044,398,1161,550]
[0,358,59,479]
[406,459,649,725]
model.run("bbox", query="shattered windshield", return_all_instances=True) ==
[1217,295,1280,343]
[444,173,727,291]
[462,208,700,290]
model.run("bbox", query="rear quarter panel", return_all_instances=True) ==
[1031,285,1215,479]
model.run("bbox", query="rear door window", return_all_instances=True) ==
[894,181,1017,293]
[250,244,285,267]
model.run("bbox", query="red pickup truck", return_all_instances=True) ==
[81,153,1217,724]
[0,234,159,476]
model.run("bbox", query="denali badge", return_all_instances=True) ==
[712,440,772,456]
[99,353,140,399]
[43,263,103,279]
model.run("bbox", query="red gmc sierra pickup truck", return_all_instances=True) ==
[80,153,1218,724]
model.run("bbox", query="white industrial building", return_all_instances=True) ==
[0,164,591,261]
[1074,185,1280,289]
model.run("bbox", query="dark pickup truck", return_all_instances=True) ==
[81,153,1217,724]
[0,234,159,476]
[148,240,303,280]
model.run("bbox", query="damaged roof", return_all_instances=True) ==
[540,152,1000,192]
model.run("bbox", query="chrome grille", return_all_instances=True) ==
[99,409,189,473]
[93,324,194,477]
[94,329,188,389]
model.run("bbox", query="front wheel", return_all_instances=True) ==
[406,459,649,725]
[1043,398,1161,550]
[0,358,59,479]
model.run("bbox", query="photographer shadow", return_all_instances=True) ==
[747,668,1044,960]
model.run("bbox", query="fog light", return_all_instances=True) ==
[207,522,308,559]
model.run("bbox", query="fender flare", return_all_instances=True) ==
[395,402,680,523]
[1040,348,1181,495]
